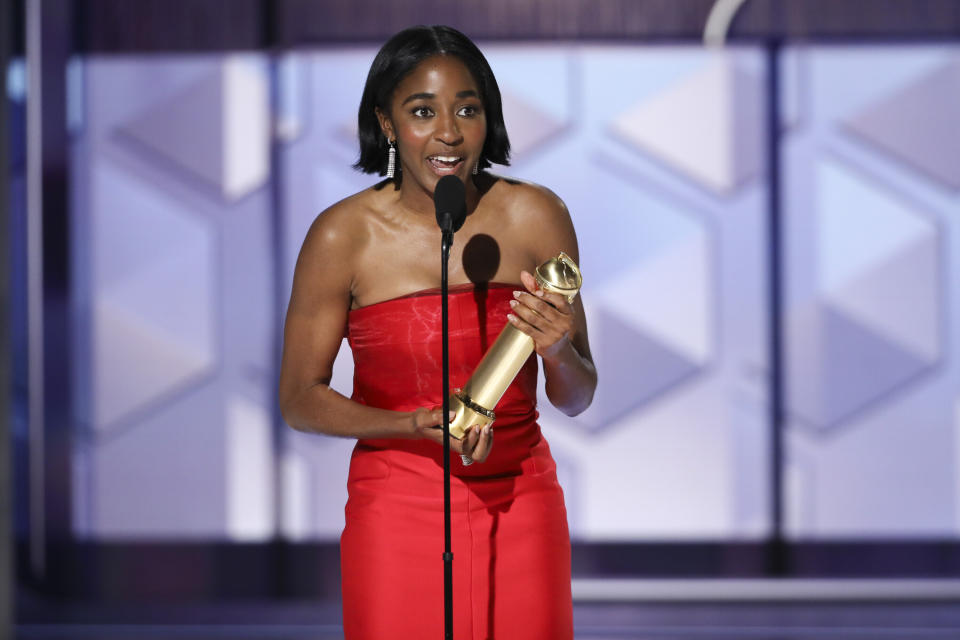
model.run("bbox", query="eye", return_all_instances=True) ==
[411,106,433,117]
[458,104,480,117]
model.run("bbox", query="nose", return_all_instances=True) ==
[435,111,463,146]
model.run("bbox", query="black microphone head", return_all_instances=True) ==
[433,175,467,233]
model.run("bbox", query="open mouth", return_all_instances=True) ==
[427,155,465,174]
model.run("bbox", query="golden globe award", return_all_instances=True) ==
[448,252,582,439]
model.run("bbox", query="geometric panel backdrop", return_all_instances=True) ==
[70,45,960,542]
[69,46,773,541]
[71,54,276,538]
[782,46,960,538]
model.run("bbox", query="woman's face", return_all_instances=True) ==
[378,55,487,193]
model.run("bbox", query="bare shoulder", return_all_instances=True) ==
[487,176,578,261]
[301,188,375,256]
[492,177,570,224]
[291,185,389,303]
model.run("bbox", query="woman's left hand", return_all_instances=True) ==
[507,270,575,360]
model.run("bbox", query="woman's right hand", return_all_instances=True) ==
[411,407,494,464]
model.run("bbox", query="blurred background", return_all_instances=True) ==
[3,0,960,638]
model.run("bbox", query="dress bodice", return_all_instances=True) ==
[347,282,545,477]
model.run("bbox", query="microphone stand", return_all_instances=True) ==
[434,174,464,640]
[440,221,454,640]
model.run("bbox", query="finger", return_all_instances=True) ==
[511,294,565,334]
[462,425,481,455]
[471,424,494,462]
[520,270,573,313]
[509,298,546,333]
[476,424,493,461]
[520,270,539,295]
[511,297,570,345]
[514,289,568,319]
[538,289,572,313]
[507,311,539,338]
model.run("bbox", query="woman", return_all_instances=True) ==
[279,25,596,640]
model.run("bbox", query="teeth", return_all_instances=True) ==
[430,156,461,162]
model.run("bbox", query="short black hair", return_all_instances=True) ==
[353,25,511,184]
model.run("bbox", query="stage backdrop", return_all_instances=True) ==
[780,46,960,537]
[61,43,960,542]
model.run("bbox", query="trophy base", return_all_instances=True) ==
[448,392,495,440]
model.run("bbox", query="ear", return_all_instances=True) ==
[375,107,394,143]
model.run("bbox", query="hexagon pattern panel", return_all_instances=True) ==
[68,45,767,541]
[70,45,770,541]
[782,46,960,538]
[71,55,276,538]
[70,44,958,543]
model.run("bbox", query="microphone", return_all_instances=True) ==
[433,175,467,235]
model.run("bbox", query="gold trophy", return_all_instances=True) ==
[448,252,582,439]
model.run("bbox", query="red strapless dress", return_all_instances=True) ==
[341,283,573,640]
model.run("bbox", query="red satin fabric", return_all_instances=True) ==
[341,283,573,640]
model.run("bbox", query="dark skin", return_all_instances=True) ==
[278,55,597,463]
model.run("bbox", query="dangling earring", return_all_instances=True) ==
[472,158,480,175]
[386,139,397,179]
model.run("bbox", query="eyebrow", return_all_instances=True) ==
[400,90,479,105]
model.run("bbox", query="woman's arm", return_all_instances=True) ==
[278,204,416,439]
[505,185,597,416]
[277,203,494,460]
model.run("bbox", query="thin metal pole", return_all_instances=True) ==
[267,52,289,593]
[26,0,47,582]
[258,0,291,596]
[1,0,14,633]
[766,39,787,576]
[25,0,74,592]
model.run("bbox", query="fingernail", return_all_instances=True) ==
[509,300,517,308]
[535,289,544,297]
[513,290,521,298]
[449,411,457,421]
[484,424,492,435]
[507,314,517,323]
